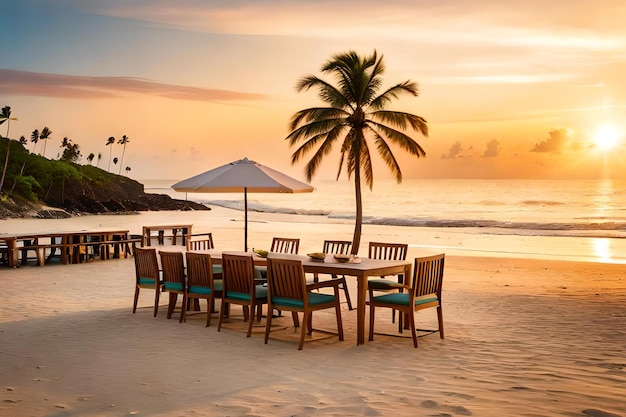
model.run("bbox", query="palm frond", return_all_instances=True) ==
[373,133,403,183]
[371,111,428,136]
[367,122,427,157]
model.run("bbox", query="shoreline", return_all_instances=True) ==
[3,207,626,264]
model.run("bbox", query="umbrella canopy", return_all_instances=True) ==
[172,157,314,250]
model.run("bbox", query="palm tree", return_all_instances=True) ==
[117,134,130,175]
[40,126,52,157]
[106,136,115,172]
[97,152,102,168]
[87,153,95,165]
[125,166,131,175]
[0,106,18,193]
[31,129,40,153]
[113,157,118,168]
[286,50,428,253]
[18,136,27,146]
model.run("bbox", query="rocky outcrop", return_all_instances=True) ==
[0,175,209,219]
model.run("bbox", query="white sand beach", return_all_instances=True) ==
[1,209,626,416]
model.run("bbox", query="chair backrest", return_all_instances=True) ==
[185,252,213,290]
[368,242,408,261]
[323,240,352,255]
[187,232,214,251]
[133,246,160,284]
[270,237,300,254]
[221,252,256,295]
[159,251,186,290]
[411,254,445,298]
[266,255,307,301]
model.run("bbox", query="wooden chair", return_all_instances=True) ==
[270,237,300,254]
[185,252,220,327]
[368,254,445,348]
[187,232,223,278]
[367,242,409,323]
[313,240,353,310]
[218,252,268,337]
[186,232,215,251]
[132,246,163,317]
[159,251,187,322]
[265,255,344,350]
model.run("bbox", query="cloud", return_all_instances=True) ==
[482,139,501,157]
[530,128,570,153]
[441,141,463,159]
[0,69,267,102]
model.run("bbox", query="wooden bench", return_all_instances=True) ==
[82,238,142,261]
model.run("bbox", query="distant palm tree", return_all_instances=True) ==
[30,129,40,153]
[118,134,130,175]
[18,136,27,146]
[125,166,131,175]
[40,126,52,157]
[106,136,115,172]
[113,157,118,168]
[0,106,18,193]
[87,153,95,165]
[287,50,428,253]
[97,152,102,168]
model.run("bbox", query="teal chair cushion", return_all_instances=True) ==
[226,285,267,301]
[164,282,184,292]
[138,277,156,285]
[368,278,404,290]
[212,265,222,275]
[188,285,211,295]
[373,293,438,306]
[273,292,336,308]
[214,279,223,292]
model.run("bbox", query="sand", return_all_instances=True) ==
[1,211,626,416]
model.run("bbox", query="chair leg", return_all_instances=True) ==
[217,301,227,332]
[299,312,310,350]
[368,301,375,341]
[167,293,177,319]
[133,287,140,313]
[291,311,299,328]
[206,297,213,327]
[437,305,444,339]
[336,302,344,341]
[246,307,255,338]
[264,306,273,344]
[409,311,418,348]
[153,287,160,317]
[179,294,187,323]
[338,277,353,310]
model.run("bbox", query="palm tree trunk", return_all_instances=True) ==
[0,118,12,193]
[351,163,363,255]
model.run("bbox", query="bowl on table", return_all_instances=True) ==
[333,254,351,263]
[307,252,326,262]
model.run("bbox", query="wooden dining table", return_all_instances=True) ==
[193,250,412,346]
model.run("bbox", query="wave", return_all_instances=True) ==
[202,200,626,239]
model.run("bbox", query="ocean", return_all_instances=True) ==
[144,178,626,264]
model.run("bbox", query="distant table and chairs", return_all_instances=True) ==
[1,229,138,268]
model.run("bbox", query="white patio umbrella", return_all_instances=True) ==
[171,157,314,251]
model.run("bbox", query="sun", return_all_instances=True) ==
[593,124,622,152]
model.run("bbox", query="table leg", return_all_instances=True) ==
[356,274,367,345]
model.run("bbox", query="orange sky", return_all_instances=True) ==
[2,1,626,181]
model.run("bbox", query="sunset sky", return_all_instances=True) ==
[2,0,626,182]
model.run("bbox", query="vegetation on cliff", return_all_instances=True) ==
[0,135,208,218]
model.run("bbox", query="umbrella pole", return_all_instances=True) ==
[244,187,248,251]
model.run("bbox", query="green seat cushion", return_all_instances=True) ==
[164,282,184,292]
[214,279,223,292]
[273,292,336,308]
[188,285,211,295]
[138,277,157,286]
[373,293,438,306]
[226,285,268,301]
[368,278,404,290]
[212,265,222,275]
